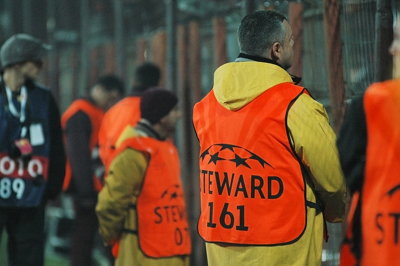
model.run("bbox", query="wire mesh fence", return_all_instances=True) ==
[341,0,376,98]
[302,2,330,106]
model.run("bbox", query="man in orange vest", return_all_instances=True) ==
[193,10,346,265]
[98,63,160,170]
[338,18,400,266]
[96,88,191,266]
[62,75,124,266]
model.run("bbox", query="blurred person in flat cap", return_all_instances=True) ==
[96,88,191,266]
[0,34,65,266]
[338,14,400,266]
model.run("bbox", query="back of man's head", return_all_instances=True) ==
[238,10,287,57]
[134,62,161,92]
[90,74,125,110]
[96,74,125,95]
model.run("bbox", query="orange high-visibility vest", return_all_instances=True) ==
[98,96,140,170]
[339,192,360,266]
[361,80,400,266]
[62,99,104,192]
[114,137,191,258]
[193,82,308,245]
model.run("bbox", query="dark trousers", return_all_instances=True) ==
[0,204,45,266]
[70,200,98,266]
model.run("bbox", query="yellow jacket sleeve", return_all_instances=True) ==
[288,94,347,222]
[96,148,147,244]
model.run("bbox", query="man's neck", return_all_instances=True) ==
[88,95,106,111]
[136,119,167,140]
[237,52,302,84]
[237,53,282,67]
[3,70,25,92]
[152,124,169,140]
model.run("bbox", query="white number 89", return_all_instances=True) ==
[0,178,25,199]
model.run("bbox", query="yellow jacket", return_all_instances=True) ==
[96,125,190,266]
[204,61,346,266]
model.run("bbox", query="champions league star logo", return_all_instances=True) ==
[200,144,273,169]
[386,184,400,197]
[161,184,184,201]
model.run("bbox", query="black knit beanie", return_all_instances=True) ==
[140,88,178,124]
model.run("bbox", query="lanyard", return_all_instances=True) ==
[5,86,28,137]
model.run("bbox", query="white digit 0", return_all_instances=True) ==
[0,178,12,199]
[28,159,43,177]
[0,157,15,175]
[12,179,25,199]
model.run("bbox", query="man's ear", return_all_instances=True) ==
[270,42,282,62]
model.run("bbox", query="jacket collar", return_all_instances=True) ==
[136,119,165,141]
[237,53,302,85]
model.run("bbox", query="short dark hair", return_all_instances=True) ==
[134,62,161,89]
[96,74,125,95]
[238,10,287,56]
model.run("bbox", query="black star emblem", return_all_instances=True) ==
[200,148,210,161]
[387,184,400,197]
[230,154,250,168]
[216,143,238,152]
[249,153,273,168]
[161,190,168,198]
[208,152,224,165]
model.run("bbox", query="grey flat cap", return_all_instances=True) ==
[0,34,51,68]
